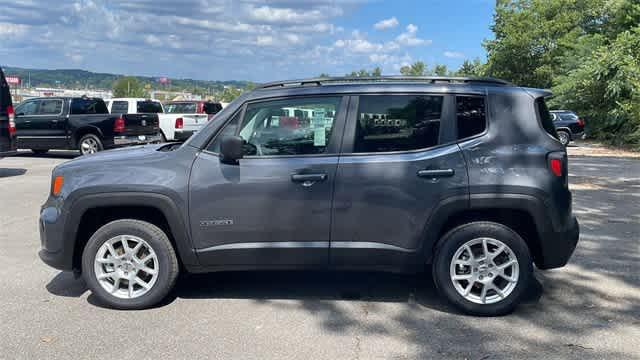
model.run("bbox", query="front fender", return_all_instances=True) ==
[69,192,199,268]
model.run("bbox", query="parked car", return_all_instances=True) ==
[550,110,585,146]
[106,98,215,142]
[162,100,222,141]
[165,100,223,120]
[38,76,579,316]
[15,96,161,155]
[0,67,17,158]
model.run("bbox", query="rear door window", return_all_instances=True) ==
[137,101,163,113]
[354,95,442,153]
[111,101,129,114]
[71,98,108,114]
[535,98,558,139]
[38,99,63,115]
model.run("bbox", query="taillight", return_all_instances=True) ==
[7,105,16,136]
[175,117,183,129]
[577,118,585,127]
[550,159,562,176]
[113,117,125,133]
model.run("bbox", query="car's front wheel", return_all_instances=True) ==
[433,222,533,316]
[81,219,179,310]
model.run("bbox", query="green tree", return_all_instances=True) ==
[372,67,382,77]
[433,64,449,76]
[400,61,426,76]
[484,0,640,147]
[455,59,487,77]
[219,86,243,102]
[112,76,147,98]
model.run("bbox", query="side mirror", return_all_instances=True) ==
[219,135,244,164]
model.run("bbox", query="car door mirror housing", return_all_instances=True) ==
[219,135,244,164]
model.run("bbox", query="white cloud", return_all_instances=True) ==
[246,5,342,24]
[256,35,274,46]
[374,17,399,30]
[396,24,430,46]
[0,1,437,81]
[444,51,465,58]
[0,22,28,37]
[144,34,162,47]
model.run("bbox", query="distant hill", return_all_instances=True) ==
[1,66,250,91]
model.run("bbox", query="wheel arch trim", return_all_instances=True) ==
[66,192,199,271]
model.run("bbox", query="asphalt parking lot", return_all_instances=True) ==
[1,143,638,360]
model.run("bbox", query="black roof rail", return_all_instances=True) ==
[256,76,513,89]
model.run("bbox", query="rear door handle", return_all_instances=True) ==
[417,169,455,178]
[291,173,328,183]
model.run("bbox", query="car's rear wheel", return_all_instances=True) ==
[78,134,103,155]
[433,222,532,316]
[82,219,179,310]
[557,130,570,146]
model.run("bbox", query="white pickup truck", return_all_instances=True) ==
[105,98,214,142]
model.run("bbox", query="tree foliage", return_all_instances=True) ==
[484,0,640,147]
[112,76,147,98]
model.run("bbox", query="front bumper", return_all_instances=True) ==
[38,201,74,271]
[536,216,579,269]
[174,130,196,141]
[112,133,163,147]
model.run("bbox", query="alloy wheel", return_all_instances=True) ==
[81,138,99,154]
[449,237,519,304]
[93,235,159,299]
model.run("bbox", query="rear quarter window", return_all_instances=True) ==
[456,96,486,139]
[536,98,558,139]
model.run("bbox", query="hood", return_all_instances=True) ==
[55,143,174,171]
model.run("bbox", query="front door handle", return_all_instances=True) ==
[291,173,328,183]
[417,169,455,178]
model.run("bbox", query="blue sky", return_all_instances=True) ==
[0,0,495,82]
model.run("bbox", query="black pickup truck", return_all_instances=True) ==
[14,97,161,155]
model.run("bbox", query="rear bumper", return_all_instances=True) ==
[536,216,579,269]
[174,130,196,141]
[112,133,162,147]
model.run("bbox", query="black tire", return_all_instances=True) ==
[31,149,49,155]
[432,221,533,316]
[78,133,103,155]
[557,130,571,147]
[81,219,179,310]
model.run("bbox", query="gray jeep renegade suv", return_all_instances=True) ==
[39,77,579,315]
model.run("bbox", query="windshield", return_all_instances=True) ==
[165,102,197,114]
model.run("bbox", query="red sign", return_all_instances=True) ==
[5,76,20,85]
